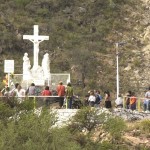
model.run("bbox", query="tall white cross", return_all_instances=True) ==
[23,25,49,69]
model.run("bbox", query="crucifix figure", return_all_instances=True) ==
[23,25,49,69]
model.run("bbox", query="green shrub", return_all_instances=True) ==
[100,141,115,150]
[0,109,82,150]
[69,107,108,132]
[17,97,35,111]
[0,109,55,150]
[0,101,15,122]
[49,127,81,150]
[103,116,126,141]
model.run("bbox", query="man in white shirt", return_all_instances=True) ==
[88,91,96,107]
[115,94,123,108]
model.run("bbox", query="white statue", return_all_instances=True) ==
[23,53,31,71]
[23,25,50,83]
[42,53,50,79]
[23,25,49,70]
[23,53,32,80]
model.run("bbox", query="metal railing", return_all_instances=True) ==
[0,96,61,109]
[122,96,149,111]
[0,96,149,111]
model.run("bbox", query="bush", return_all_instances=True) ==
[69,107,108,132]
[103,116,126,141]
[49,127,81,150]
[0,108,83,150]
[17,97,35,111]
[0,101,15,122]
[0,109,58,150]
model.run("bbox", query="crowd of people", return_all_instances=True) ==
[84,87,150,112]
[0,81,74,109]
[84,90,111,109]
[143,87,150,111]
[0,82,150,111]
[115,88,150,112]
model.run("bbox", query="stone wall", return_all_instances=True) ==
[50,108,150,128]
[52,109,78,127]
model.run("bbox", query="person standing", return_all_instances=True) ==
[115,94,123,108]
[9,83,20,97]
[125,91,132,109]
[144,87,150,111]
[57,81,65,108]
[8,83,20,107]
[66,82,74,109]
[129,92,137,111]
[1,85,9,96]
[27,83,36,96]
[15,85,26,103]
[104,91,112,108]
[3,86,11,104]
[42,86,52,107]
[94,90,102,108]
[88,91,96,107]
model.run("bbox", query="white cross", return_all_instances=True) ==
[23,25,49,69]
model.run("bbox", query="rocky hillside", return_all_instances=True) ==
[0,0,149,96]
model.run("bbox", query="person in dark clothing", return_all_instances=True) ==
[104,91,112,108]
[94,90,102,108]
[126,91,132,109]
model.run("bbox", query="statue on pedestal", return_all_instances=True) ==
[42,53,50,79]
[23,25,50,84]
[23,53,32,80]
[23,25,49,70]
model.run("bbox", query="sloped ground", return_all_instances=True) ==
[50,108,150,148]
[123,133,150,147]
[123,120,150,148]
[0,0,149,95]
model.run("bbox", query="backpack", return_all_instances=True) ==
[95,95,102,104]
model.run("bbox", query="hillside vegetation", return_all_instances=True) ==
[0,101,149,150]
[0,0,149,95]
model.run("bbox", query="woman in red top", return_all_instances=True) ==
[42,86,52,96]
[42,86,52,107]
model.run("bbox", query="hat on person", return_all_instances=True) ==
[88,90,91,94]
[59,81,63,84]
